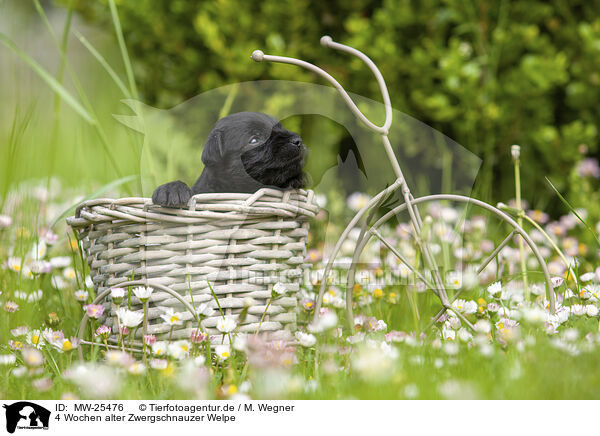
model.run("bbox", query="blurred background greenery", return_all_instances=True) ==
[1,0,600,216]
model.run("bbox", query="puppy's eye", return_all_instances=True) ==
[249,136,260,145]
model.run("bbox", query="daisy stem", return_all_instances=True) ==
[255,298,272,337]
[520,213,577,287]
[142,301,148,365]
[44,345,61,377]
[187,276,202,330]
[89,319,95,359]
[115,312,125,352]
[239,360,249,385]
[129,328,137,352]
[408,249,421,330]
[147,371,154,392]
[205,341,212,366]
[207,280,234,345]
[514,152,530,300]
[67,232,83,290]
[168,325,174,343]
[207,280,225,319]
[442,240,450,279]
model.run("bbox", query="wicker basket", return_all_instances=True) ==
[66,188,318,345]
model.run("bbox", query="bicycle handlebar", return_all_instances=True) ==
[251,35,393,135]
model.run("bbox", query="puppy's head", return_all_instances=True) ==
[202,112,306,191]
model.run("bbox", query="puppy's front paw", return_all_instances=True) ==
[152,181,193,207]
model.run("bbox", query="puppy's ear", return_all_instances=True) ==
[201,129,224,166]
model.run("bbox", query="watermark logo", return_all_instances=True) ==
[2,402,50,433]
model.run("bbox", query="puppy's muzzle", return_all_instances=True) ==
[289,134,303,148]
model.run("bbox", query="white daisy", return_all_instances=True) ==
[74,289,88,302]
[50,256,71,268]
[116,308,144,328]
[272,282,287,296]
[215,344,231,361]
[160,308,184,326]
[6,257,22,272]
[63,267,77,281]
[110,287,125,299]
[216,316,237,333]
[196,302,213,317]
[152,341,168,357]
[132,286,153,302]
[22,347,44,366]
[585,304,599,317]
[128,362,146,375]
[26,330,45,349]
[168,340,191,360]
[0,354,17,365]
[487,281,502,296]
[347,192,371,212]
[295,331,317,347]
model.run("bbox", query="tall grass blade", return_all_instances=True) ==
[54,1,74,117]
[546,176,600,248]
[48,1,74,187]
[108,0,138,99]
[30,0,126,182]
[74,30,131,99]
[207,280,225,319]
[219,83,240,119]
[0,33,93,124]
[1,104,36,205]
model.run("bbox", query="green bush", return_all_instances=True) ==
[63,0,600,208]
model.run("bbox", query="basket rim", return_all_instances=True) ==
[66,188,319,227]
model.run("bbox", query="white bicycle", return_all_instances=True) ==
[252,36,557,329]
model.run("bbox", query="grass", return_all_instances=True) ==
[1,282,600,400]
[1,184,600,400]
[1,1,600,401]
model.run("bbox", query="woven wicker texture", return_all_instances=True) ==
[67,188,318,343]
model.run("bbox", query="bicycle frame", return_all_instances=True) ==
[252,36,451,300]
[251,36,556,326]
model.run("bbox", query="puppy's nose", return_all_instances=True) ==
[290,135,303,148]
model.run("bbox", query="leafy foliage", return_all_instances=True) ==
[62,0,600,207]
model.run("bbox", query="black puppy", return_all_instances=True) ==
[152,112,307,207]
